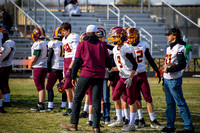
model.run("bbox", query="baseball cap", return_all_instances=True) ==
[86,25,98,33]
[165,28,181,36]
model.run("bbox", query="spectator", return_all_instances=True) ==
[161,28,195,133]
[59,25,112,133]
[64,0,81,16]
[1,9,13,34]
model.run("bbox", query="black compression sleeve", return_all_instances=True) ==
[47,48,54,72]
[167,52,186,72]
[145,49,159,73]
[125,53,138,71]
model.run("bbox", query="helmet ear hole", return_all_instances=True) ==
[32,27,46,42]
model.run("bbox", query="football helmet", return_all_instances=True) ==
[96,27,106,37]
[0,28,9,44]
[56,79,65,93]
[53,27,63,40]
[31,27,45,42]
[126,28,140,46]
[80,32,87,42]
[108,26,123,44]
[109,27,127,45]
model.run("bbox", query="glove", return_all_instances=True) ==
[157,71,161,84]
[65,68,72,78]
[124,77,132,88]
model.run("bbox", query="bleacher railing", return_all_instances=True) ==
[161,0,200,58]
[140,28,153,54]
[10,0,41,36]
[122,15,136,28]
[122,15,153,55]
[107,4,120,26]
[35,0,63,31]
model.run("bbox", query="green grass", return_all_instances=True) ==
[0,78,200,133]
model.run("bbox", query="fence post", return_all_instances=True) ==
[14,6,17,29]
[141,0,144,13]
[173,10,175,27]
[34,0,36,21]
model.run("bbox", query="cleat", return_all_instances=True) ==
[59,123,77,131]
[100,113,104,121]
[138,118,147,127]
[57,107,66,113]
[41,108,54,113]
[62,108,72,116]
[108,120,124,127]
[110,116,117,123]
[104,121,110,125]
[79,111,88,118]
[0,107,7,113]
[86,121,93,126]
[30,103,45,111]
[3,102,11,107]
[121,124,136,131]
[135,119,139,128]
[124,119,129,125]
[160,127,176,133]
[150,119,164,130]
[176,127,195,133]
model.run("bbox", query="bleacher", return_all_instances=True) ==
[5,1,200,77]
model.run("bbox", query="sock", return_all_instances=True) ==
[83,104,89,112]
[48,102,53,109]
[68,102,73,109]
[122,109,125,117]
[124,109,129,120]
[116,109,122,121]
[101,110,103,114]
[61,102,66,108]
[0,99,2,107]
[137,109,143,120]
[129,112,137,126]
[149,112,156,121]
[89,114,93,121]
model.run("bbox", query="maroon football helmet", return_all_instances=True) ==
[126,27,140,46]
[31,27,45,42]
[56,79,65,93]
[109,27,127,45]
[80,32,87,42]
[53,27,63,40]
[97,27,106,37]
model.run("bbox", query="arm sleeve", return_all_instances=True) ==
[125,53,138,71]
[47,48,54,72]
[167,52,186,72]
[145,49,159,73]
[33,50,41,56]
[71,57,82,79]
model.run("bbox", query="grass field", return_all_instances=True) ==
[0,77,200,133]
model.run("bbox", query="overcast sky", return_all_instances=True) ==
[0,0,200,5]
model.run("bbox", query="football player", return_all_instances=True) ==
[29,27,48,111]
[126,27,163,129]
[161,28,194,133]
[61,22,80,116]
[0,28,16,108]
[107,27,138,132]
[107,26,130,126]
[42,27,65,113]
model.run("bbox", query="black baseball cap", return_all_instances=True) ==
[165,28,181,36]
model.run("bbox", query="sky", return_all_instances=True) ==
[0,0,200,5]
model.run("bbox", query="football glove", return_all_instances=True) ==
[124,77,132,88]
